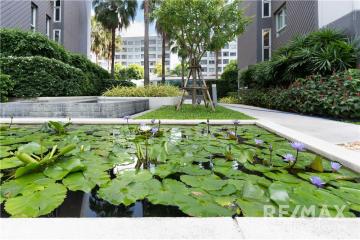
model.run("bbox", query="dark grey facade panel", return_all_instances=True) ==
[324,10,360,38]
[238,0,259,69]
[271,0,318,51]
[0,1,30,30]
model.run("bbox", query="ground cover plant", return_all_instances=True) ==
[0,122,359,217]
[103,85,182,97]
[136,105,253,120]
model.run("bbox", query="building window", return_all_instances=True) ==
[262,0,271,18]
[31,3,37,31]
[209,60,215,64]
[262,29,271,61]
[230,52,236,57]
[46,15,51,37]
[276,6,287,33]
[54,0,61,22]
[223,52,229,57]
[223,59,229,64]
[53,29,61,43]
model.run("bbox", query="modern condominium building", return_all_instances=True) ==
[237,0,360,69]
[0,0,91,57]
[200,39,238,77]
[116,36,171,74]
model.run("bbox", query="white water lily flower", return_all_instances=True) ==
[140,124,151,132]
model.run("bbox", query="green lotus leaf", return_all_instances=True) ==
[180,175,227,191]
[328,180,360,190]
[243,163,275,173]
[4,183,67,217]
[264,172,302,184]
[231,149,255,164]
[178,165,211,176]
[147,179,189,205]
[268,182,290,206]
[227,179,246,192]
[44,158,85,180]
[242,181,268,202]
[236,199,273,217]
[207,184,237,196]
[0,146,12,158]
[62,172,96,193]
[328,187,360,205]
[1,173,55,199]
[18,142,48,155]
[213,195,237,207]
[0,157,24,170]
[153,163,179,178]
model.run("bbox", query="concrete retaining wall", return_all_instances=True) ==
[98,96,181,109]
[0,99,149,118]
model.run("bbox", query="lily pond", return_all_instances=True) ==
[0,122,359,218]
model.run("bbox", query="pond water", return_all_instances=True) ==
[0,123,359,218]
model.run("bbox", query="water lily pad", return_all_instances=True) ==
[269,182,290,205]
[264,172,302,184]
[0,157,24,170]
[147,179,189,205]
[4,183,67,217]
[242,181,268,202]
[44,158,85,180]
[18,142,48,155]
[180,175,227,191]
[309,156,324,172]
[0,146,12,158]
[62,172,96,193]
[236,199,272,217]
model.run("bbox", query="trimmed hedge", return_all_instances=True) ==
[103,85,182,97]
[239,69,360,119]
[0,28,111,95]
[0,74,15,102]
[0,56,91,97]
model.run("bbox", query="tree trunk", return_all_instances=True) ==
[161,33,166,84]
[215,51,219,80]
[111,27,116,78]
[144,0,150,86]
[181,58,185,87]
[191,58,197,105]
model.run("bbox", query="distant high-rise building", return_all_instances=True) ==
[199,39,237,77]
[0,0,91,57]
[237,0,360,70]
[116,36,171,74]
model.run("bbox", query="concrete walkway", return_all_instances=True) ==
[222,104,360,144]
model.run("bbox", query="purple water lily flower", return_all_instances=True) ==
[254,139,263,145]
[291,142,305,152]
[233,120,239,125]
[151,119,156,124]
[310,176,325,188]
[331,162,342,172]
[151,127,159,135]
[229,131,236,136]
[124,115,130,120]
[283,153,295,163]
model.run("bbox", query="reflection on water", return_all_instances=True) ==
[52,189,187,218]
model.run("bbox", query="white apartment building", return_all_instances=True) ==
[200,39,237,77]
[116,36,171,74]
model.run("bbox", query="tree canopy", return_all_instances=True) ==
[153,0,250,66]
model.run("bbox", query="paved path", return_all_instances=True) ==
[222,104,360,144]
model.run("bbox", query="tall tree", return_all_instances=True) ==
[154,0,250,105]
[93,0,137,78]
[143,0,150,86]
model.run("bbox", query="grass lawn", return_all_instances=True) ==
[135,104,254,120]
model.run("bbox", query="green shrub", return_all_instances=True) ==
[0,56,90,97]
[219,96,240,104]
[102,79,135,91]
[239,69,360,119]
[0,74,15,102]
[240,29,360,88]
[116,63,144,80]
[103,85,182,97]
[0,28,111,94]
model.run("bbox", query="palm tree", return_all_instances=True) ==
[143,0,150,86]
[155,22,168,84]
[93,0,137,78]
[91,17,103,64]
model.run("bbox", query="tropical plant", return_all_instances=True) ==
[240,29,360,88]
[171,63,189,78]
[93,0,137,77]
[103,85,182,97]
[239,69,360,119]
[153,0,250,105]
